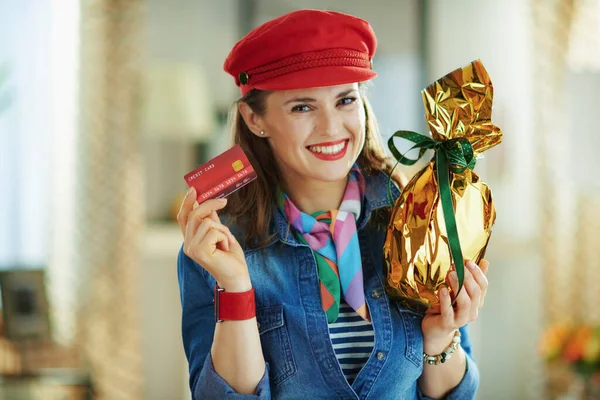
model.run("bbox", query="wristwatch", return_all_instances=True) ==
[214,285,256,323]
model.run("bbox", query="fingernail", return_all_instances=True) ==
[450,271,457,280]
[218,198,228,204]
[467,261,476,269]
[440,287,448,297]
[187,187,194,195]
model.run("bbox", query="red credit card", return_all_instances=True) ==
[184,145,257,204]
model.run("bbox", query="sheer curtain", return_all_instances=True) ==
[72,1,145,398]
[533,0,600,328]
[0,1,54,267]
[533,0,600,396]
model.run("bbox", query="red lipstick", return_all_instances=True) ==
[307,139,349,161]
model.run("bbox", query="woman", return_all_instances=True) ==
[177,9,489,400]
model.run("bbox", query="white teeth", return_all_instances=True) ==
[309,141,346,155]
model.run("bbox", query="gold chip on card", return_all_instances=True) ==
[232,160,244,172]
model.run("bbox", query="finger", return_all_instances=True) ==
[209,209,221,224]
[194,219,231,253]
[185,220,230,259]
[467,260,489,308]
[462,265,481,319]
[200,219,241,253]
[186,210,203,243]
[439,286,454,329]
[188,198,228,223]
[448,271,471,327]
[177,187,198,236]
[199,228,229,259]
[186,209,224,244]
[224,228,243,254]
[479,259,490,275]
[186,225,230,265]
[185,198,228,238]
[446,270,458,301]
[187,217,242,259]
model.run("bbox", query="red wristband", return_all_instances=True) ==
[214,285,256,323]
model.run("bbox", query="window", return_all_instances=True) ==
[0,1,79,270]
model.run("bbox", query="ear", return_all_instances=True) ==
[238,102,266,137]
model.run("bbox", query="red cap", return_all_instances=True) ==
[224,9,377,96]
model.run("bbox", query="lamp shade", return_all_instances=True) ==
[142,62,215,139]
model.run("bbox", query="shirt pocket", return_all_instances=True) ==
[256,305,297,386]
[393,303,424,369]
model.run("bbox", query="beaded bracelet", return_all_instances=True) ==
[423,329,461,365]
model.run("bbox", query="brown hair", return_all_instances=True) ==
[223,86,403,249]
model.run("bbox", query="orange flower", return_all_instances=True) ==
[562,325,592,363]
[540,323,572,360]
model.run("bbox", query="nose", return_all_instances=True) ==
[317,107,341,137]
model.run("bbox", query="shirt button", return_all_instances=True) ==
[371,289,382,299]
[376,351,386,361]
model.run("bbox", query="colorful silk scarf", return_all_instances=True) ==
[278,165,369,323]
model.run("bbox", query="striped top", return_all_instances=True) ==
[328,301,375,384]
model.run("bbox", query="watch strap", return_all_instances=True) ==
[214,285,256,323]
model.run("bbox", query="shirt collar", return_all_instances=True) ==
[269,168,401,248]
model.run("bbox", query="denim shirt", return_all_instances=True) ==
[177,170,480,400]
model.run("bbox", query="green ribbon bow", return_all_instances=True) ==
[387,130,477,301]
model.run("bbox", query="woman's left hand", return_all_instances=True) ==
[421,259,489,352]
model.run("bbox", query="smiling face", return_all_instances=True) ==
[241,83,366,189]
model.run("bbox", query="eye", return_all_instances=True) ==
[291,104,311,112]
[338,96,357,106]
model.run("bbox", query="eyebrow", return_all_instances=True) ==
[283,89,357,105]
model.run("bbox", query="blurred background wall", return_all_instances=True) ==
[1,0,599,399]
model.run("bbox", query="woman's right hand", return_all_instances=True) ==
[177,187,251,292]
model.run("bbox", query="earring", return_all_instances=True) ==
[260,130,265,135]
